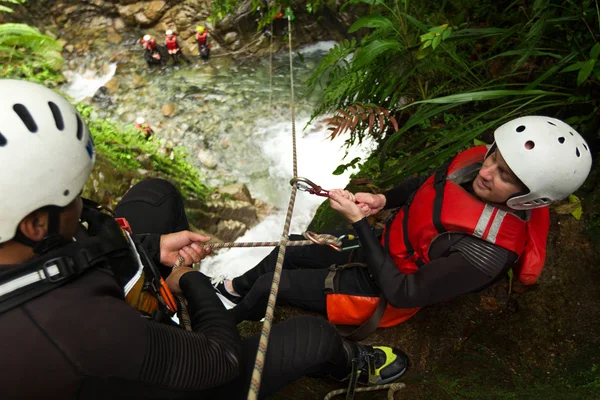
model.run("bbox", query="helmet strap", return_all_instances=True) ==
[13,206,70,255]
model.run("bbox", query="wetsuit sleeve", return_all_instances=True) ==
[137,271,241,390]
[351,218,517,308]
[382,176,427,209]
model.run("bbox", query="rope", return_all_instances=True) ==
[176,294,192,331]
[247,15,297,400]
[208,232,343,251]
[268,20,273,113]
[323,382,406,400]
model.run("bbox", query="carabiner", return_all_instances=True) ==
[290,177,330,198]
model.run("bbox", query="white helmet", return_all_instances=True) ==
[491,116,592,210]
[0,79,96,243]
[136,116,145,124]
[166,29,173,35]
[143,34,151,41]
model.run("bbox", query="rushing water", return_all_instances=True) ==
[63,40,374,279]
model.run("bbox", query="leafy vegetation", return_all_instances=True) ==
[1,1,65,84]
[308,0,600,186]
[77,104,211,201]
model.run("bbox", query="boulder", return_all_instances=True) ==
[224,31,238,45]
[118,0,167,26]
[197,149,217,169]
[161,103,176,117]
[131,74,147,89]
[103,77,120,95]
[217,183,254,204]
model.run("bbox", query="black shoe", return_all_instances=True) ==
[337,343,408,386]
[212,279,242,305]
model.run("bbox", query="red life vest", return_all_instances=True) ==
[326,146,550,327]
[142,37,156,51]
[196,32,209,47]
[165,35,179,50]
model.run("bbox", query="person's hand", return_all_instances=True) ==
[159,231,212,267]
[166,266,195,294]
[355,192,386,216]
[328,189,365,223]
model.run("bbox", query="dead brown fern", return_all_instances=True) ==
[324,104,399,140]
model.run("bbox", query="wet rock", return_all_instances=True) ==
[113,17,126,32]
[197,149,217,169]
[217,183,255,204]
[185,85,202,96]
[106,33,122,44]
[161,103,176,117]
[118,0,167,26]
[103,77,120,95]
[205,199,258,227]
[92,87,113,107]
[224,31,238,45]
[131,74,147,89]
[88,16,113,29]
[65,44,75,53]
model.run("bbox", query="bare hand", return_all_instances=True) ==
[328,189,365,223]
[355,192,386,216]
[160,231,212,267]
[166,266,195,294]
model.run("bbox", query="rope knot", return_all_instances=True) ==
[302,231,343,251]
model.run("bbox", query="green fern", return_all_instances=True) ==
[0,23,64,72]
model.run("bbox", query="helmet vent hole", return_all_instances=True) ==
[583,143,588,151]
[63,190,70,196]
[48,102,64,131]
[547,121,556,126]
[576,147,580,157]
[13,104,38,133]
[76,114,84,141]
[516,125,526,133]
[570,132,574,136]
[524,140,535,150]
[0,132,6,147]
[558,137,565,144]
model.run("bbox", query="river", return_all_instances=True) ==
[63,40,374,280]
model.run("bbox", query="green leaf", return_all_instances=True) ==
[353,39,402,68]
[441,27,452,40]
[473,138,488,146]
[562,61,585,73]
[577,59,596,86]
[568,194,583,220]
[422,39,432,49]
[432,35,442,49]
[420,32,435,41]
[348,15,393,33]
[590,43,600,59]
[401,89,566,108]
[296,52,305,63]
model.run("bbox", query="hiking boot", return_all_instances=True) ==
[334,343,408,386]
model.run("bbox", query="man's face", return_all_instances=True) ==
[59,197,83,239]
[472,150,526,205]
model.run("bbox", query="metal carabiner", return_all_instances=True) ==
[290,177,330,198]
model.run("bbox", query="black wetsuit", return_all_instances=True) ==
[0,179,349,399]
[229,175,520,324]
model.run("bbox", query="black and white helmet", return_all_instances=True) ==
[491,116,592,210]
[0,79,96,243]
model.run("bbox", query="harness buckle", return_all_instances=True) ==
[42,257,76,283]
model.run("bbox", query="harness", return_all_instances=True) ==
[0,202,177,319]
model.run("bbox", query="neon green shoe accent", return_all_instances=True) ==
[369,346,398,384]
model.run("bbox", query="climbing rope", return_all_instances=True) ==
[247,15,298,400]
[324,382,406,400]
[207,231,343,251]
[268,20,273,113]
